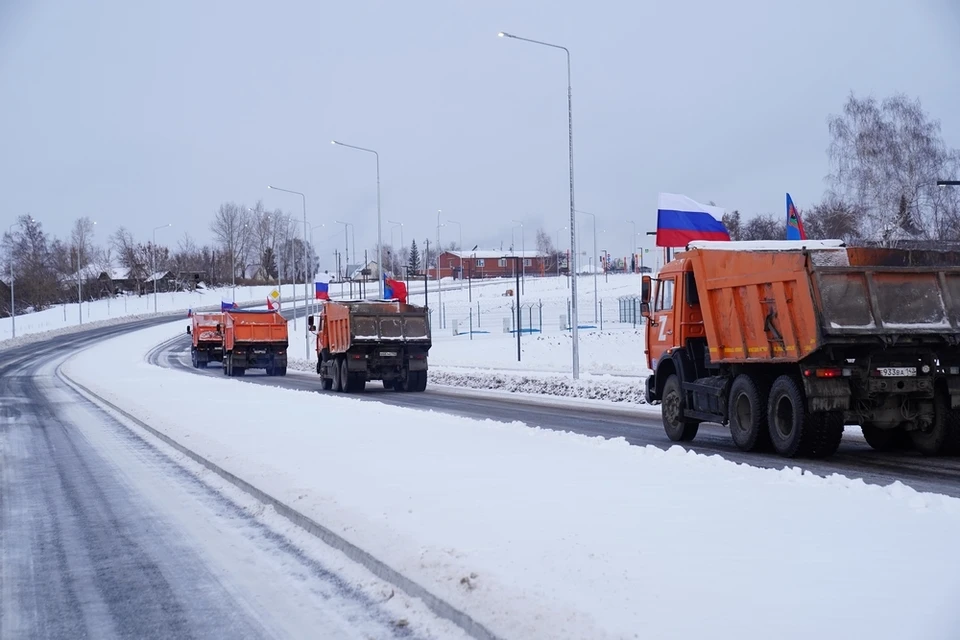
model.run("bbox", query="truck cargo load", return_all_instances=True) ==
[642,240,960,458]
[219,310,288,377]
[186,312,224,368]
[308,299,431,393]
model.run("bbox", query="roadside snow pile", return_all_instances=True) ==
[62,322,960,640]
[286,358,648,404]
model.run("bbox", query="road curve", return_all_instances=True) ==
[154,332,960,498]
[0,319,452,639]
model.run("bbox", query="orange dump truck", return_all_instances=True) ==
[218,309,288,377]
[186,312,223,368]
[642,240,960,458]
[308,300,431,392]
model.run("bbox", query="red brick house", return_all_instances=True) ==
[432,250,546,280]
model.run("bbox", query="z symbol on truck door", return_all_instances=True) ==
[658,316,668,341]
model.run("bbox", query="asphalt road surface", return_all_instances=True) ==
[0,321,451,640]
[155,332,960,498]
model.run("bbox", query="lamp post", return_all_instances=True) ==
[576,210,599,321]
[938,180,960,187]
[334,220,354,274]
[6,222,16,338]
[152,223,171,313]
[446,218,463,289]
[555,226,567,278]
[332,140,383,298]
[77,220,97,325]
[267,185,310,360]
[512,219,525,293]
[626,220,638,272]
[499,30,579,378]
[436,210,443,318]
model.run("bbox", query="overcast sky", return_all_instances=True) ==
[2,0,958,268]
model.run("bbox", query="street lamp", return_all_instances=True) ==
[152,223,171,313]
[389,220,404,276]
[332,140,383,298]
[512,219,525,293]
[938,180,960,187]
[500,30,580,378]
[6,222,18,338]
[576,210,599,321]
[626,220,637,272]
[446,218,463,288]
[268,185,310,360]
[334,220,355,276]
[77,220,97,325]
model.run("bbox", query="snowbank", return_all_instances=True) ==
[62,322,960,640]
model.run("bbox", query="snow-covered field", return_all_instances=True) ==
[62,320,960,640]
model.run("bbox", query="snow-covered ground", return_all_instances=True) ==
[62,320,960,640]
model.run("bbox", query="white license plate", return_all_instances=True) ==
[877,367,916,377]
[381,351,398,357]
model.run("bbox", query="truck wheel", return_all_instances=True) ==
[661,375,699,442]
[235,367,245,377]
[191,350,199,368]
[808,412,844,458]
[911,390,953,456]
[340,359,353,392]
[416,370,428,392]
[331,358,342,392]
[728,374,770,452]
[265,366,274,376]
[861,425,910,452]
[277,365,287,377]
[225,356,233,377]
[353,376,366,392]
[767,375,828,458]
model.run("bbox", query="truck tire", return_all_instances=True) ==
[911,390,954,456]
[340,359,353,393]
[331,358,342,392]
[808,412,844,458]
[235,366,245,377]
[661,375,699,442]
[861,425,910,452]
[767,375,833,458]
[225,355,233,377]
[353,376,365,392]
[416,370,428,392]
[191,350,199,368]
[728,374,770,452]
[276,365,287,377]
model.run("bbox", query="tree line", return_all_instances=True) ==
[0,200,320,316]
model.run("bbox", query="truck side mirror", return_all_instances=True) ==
[640,302,651,316]
[216,323,221,333]
[641,275,652,304]
[307,315,315,331]
[186,326,191,335]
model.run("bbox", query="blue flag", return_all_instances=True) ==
[786,193,807,241]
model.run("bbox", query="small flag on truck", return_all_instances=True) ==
[786,193,807,240]
[266,297,280,310]
[383,277,407,304]
[221,300,238,311]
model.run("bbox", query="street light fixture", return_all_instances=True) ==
[334,220,355,278]
[6,221,20,338]
[77,220,97,325]
[267,184,310,360]
[152,223,171,314]
[512,219,525,293]
[499,30,580,378]
[938,180,960,187]
[446,218,463,289]
[332,140,383,298]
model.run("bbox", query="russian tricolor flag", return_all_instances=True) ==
[315,273,331,300]
[655,193,730,247]
[221,300,238,311]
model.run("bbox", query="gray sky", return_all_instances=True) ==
[2,0,958,268]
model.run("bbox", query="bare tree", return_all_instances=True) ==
[802,198,862,242]
[210,202,251,280]
[721,211,743,241]
[739,214,780,241]
[826,92,960,244]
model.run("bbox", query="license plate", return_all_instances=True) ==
[381,351,398,357]
[254,349,267,354]
[877,367,916,377]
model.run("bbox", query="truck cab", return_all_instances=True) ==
[642,259,707,405]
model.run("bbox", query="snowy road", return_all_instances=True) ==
[153,333,960,498]
[0,322,462,639]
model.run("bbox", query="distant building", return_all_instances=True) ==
[433,250,546,280]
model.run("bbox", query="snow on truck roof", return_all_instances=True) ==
[686,239,847,251]
[685,239,846,251]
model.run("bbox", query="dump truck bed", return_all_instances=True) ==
[322,300,431,354]
[684,242,960,364]
[192,312,223,345]
[223,310,288,350]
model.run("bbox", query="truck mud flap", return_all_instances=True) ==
[947,378,960,409]
[801,377,851,412]
[408,358,428,372]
